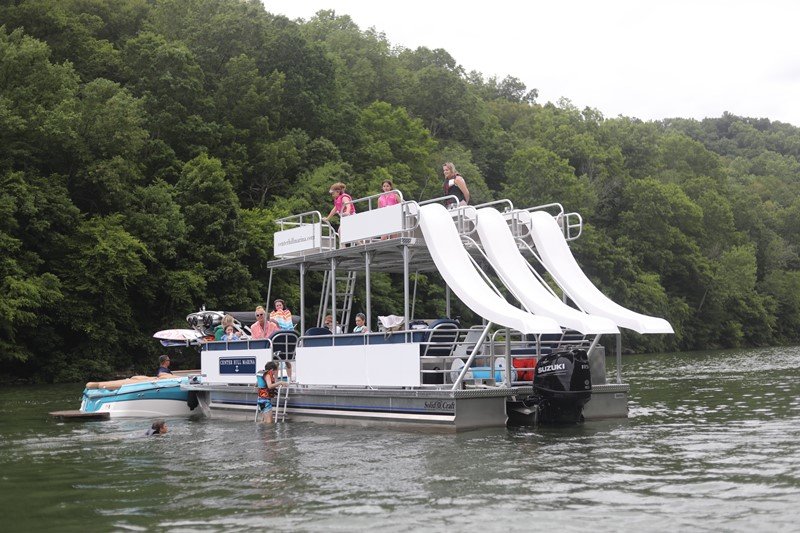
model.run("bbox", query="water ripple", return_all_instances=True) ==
[1,347,800,531]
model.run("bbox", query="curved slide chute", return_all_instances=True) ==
[526,210,673,334]
[418,204,561,335]
[476,208,619,335]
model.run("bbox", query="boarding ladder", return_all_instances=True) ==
[318,270,357,332]
[274,364,289,422]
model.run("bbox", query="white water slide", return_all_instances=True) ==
[525,210,674,334]
[475,208,619,335]
[418,204,561,335]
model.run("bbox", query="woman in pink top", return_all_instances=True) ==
[323,182,355,247]
[378,179,401,239]
[322,182,354,222]
[377,179,400,208]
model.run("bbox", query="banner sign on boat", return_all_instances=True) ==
[219,357,256,375]
[274,224,321,257]
[340,204,403,243]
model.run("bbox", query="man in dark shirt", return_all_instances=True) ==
[157,354,173,377]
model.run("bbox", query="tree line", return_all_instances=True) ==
[2,0,800,382]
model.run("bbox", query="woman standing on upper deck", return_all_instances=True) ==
[322,182,355,222]
[442,162,469,208]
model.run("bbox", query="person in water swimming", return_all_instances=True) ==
[146,419,168,436]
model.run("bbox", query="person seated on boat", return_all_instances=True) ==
[146,419,168,436]
[323,314,342,334]
[251,305,279,339]
[269,299,295,331]
[352,313,368,334]
[256,361,285,423]
[213,314,235,340]
[157,355,173,377]
[221,325,240,341]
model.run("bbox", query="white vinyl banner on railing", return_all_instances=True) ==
[340,204,403,243]
[274,224,321,257]
[295,343,421,387]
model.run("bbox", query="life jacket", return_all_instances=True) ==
[336,193,356,215]
[257,370,277,399]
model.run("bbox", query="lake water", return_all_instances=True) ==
[1,346,799,532]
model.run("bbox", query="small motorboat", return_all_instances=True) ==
[79,373,201,418]
[69,328,206,419]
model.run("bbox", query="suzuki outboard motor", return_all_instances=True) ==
[507,349,592,425]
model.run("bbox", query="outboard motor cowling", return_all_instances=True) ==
[507,348,592,425]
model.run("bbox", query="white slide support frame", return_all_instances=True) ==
[476,208,619,335]
[526,210,674,334]
[418,204,561,335]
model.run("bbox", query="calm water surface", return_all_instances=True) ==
[1,347,799,532]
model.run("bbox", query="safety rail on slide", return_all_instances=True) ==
[417,196,479,237]
[508,202,583,242]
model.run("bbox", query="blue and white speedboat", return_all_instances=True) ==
[76,329,206,419]
[80,375,198,418]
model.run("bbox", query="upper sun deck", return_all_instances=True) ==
[267,191,582,274]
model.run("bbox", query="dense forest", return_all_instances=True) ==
[2,0,800,382]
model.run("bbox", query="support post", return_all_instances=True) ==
[331,258,337,335]
[299,263,306,334]
[403,245,409,337]
[365,251,372,332]
[504,329,512,386]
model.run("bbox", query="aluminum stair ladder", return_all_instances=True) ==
[318,270,358,332]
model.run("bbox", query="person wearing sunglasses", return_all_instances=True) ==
[250,305,279,339]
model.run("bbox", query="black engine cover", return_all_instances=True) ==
[508,349,593,425]
[533,348,592,402]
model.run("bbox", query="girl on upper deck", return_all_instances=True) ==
[322,182,355,222]
[378,179,400,208]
